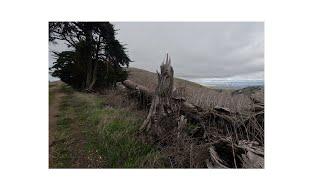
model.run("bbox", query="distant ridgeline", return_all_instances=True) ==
[183,78,264,89]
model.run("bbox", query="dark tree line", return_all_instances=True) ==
[49,22,131,90]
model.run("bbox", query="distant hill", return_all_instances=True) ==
[232,85,264,95]
[232,85,264,103]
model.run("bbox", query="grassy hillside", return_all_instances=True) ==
[49,68,264,168]
[49,83,166,168]
[127,67,260,112]
[49,82,226,168]
[128,67,206,90]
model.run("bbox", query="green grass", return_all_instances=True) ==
[60,83,74,94]
[51,84,159,168]
[97,111,155,168]
[49,91,54,106]
[71,93,155,168]
[51,93,74,168]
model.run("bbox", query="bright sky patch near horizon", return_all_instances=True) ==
[49,22,264,81]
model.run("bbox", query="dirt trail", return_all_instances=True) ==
[49,82,105,168]
[49,82,65,165]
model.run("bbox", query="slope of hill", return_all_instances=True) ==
[127,67,262,112]
[49,68,264,168]
[127,67,207,90]
[49,82,158,168]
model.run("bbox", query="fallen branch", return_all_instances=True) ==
[121,78,263,142]
[119,56,264,168]
[207,138,264,168]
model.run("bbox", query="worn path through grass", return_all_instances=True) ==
[49,81,65,166]
[49,82,160,168]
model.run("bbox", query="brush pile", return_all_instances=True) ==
[118,55,264,168]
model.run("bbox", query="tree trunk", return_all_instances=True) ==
[88,60,98,89]
[87,35,101,90]
[207,138,264,168]
[122,79,264,143]
[85,59,93,89]
[140,54,181,139]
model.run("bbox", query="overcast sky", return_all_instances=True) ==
[113,22,264,80]
[49,22,264,81]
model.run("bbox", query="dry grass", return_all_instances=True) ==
[127,67,264,168]
[128,67,263,112]
[50,67,264,168]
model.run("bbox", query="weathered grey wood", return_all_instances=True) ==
[119,56,264,168]
[120,57,264,144]
[122,80,154,96]
[139,54,179,138]
[207,138,264,168]
[209,147,228,168]
[121,77,258,140]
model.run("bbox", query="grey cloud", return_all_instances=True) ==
[113,22,264,79]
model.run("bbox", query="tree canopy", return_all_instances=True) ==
[49,22,131,90]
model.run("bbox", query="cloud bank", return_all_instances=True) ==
[113,22,264,80]
[49,22,264,81]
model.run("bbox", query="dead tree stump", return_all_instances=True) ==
[140,54,184,140]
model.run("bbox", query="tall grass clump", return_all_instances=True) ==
[64,86,158,168]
